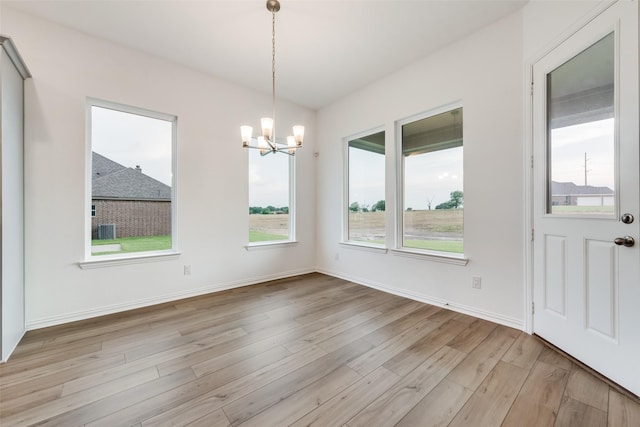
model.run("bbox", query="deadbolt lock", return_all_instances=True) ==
[621,213,634,224]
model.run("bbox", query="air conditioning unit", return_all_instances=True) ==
[98,224,116,240]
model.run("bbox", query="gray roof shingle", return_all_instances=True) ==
[92,152,171,200]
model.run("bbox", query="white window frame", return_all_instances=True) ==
[393,100,468,265]
[342,126,387,252]
[80,98,179,269]
[245,145,297,250]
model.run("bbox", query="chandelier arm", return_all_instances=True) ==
[275,147,296,156]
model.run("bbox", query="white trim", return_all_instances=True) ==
[523,62,534,334]
[78,251,181,269]
[245,240,299,251]
[0,36,31,79]
[288,153,297,242]
[247,145,295,244]
[26,267,315,330]
[390,248,468,266]
[84,97,178,261]
[394,100,464,254]
[342,125,386,243]
[339,241,388,254]
[316,269,523,330]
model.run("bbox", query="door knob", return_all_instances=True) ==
[614,236,635,247]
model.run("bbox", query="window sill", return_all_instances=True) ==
[245,241,299,251]
[340,242,388,254]
[390,248,468,265]
[79,251,181,269]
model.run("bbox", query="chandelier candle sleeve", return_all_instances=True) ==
[241,126,253,147]
[261,117,274,141]
[293,125,304,147]
[239,0,304,156]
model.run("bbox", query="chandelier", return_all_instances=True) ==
[241,0,304,156]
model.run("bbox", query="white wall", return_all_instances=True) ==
[1,1,611,331]
[316,10,526,328]
[2,7,317,329]
[315,0,611,330]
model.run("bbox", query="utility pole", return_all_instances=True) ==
[584,152,591,186]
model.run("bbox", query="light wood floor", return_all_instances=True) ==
[1,273,639,426]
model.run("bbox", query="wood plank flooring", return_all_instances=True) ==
[1,273,639,426]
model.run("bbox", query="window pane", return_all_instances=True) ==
[249,149,291,242]
[348,131,385,244]
[547,32,615,216]
[90,104,174,256]
[402,107,463,254]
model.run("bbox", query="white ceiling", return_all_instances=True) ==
[5,0,527,110]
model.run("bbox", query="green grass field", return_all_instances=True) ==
[92,235,171,255]
[403,239,464,253]
[551,205,614,215]
[249,214,289,243]
[249,230,288,242]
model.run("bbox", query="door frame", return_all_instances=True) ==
[524,0,619,334]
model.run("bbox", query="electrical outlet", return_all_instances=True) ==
[184,265,191,275]
[472,276,481,289]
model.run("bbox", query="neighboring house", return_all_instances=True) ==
[551,181,614,207]
[92,152,171,239]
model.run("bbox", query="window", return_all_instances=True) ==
[547,33,615,216]
[88,99,176,258]
[346,130,385,245]
[399,105,463,255]
[248,147,294,244]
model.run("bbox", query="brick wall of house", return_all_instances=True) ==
[91,199,171,239]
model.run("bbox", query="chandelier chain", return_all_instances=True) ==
[271,7,276,138]
[240,0,303,156]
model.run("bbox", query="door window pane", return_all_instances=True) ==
[402,107,463,254]
[547,33,615,216]
[347,131,385,244]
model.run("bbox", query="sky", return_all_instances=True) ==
[404,147,463,210]
[349,146,464,211]
[550,118,615,190]
[349,147,385,209]
[248,148,290,207]
[92,106,173,186]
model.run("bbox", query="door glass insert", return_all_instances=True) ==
[547,32,615,216]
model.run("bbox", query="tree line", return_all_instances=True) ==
[249,206,289,214]
[350,191,463,213]
[349,200,385,213]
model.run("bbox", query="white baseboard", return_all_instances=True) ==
[25,267,315,330]
[316,268,524,331]
[26,267,523,332]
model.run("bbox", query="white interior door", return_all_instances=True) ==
[533,0,640,396]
